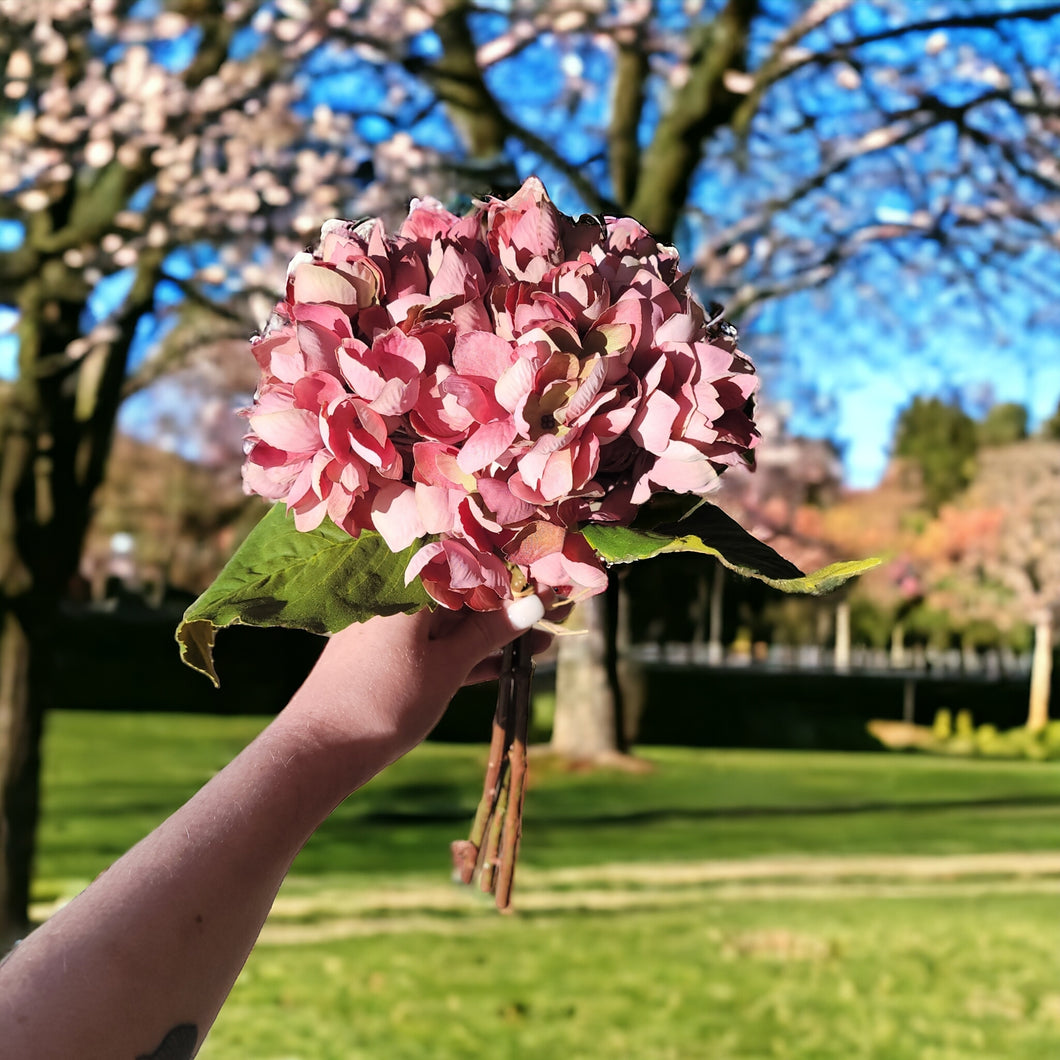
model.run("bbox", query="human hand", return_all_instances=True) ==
[283,594,564,770]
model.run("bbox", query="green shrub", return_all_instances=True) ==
[895,710,1060,761]
[974,723,1001,755]
[932,708,952,741]
[1042,721,1060,753]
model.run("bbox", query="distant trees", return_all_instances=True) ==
[893,397,978,512]
[835,396,1058,729]
[708,394,1057,735]
[82,433,261,604]
[1042,400,1060,442]
[917,442,1060,729]
[977,403,1029,448]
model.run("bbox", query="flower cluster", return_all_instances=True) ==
[242,178,759,609]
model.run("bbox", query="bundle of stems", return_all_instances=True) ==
[451,630,535,912]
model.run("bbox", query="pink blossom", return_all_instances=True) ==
[525,532,609,601]
[337,327,424,415]
[483,176,567,282]
[405,538,513,611]
[242,176,759,610]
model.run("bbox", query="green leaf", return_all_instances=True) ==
[583,503,881,594]
[176,503,432,685]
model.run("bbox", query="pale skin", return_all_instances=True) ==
[0,596,551,1060]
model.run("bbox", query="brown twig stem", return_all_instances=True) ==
[479,772,508,895]
[450,641,515,884]
[494,631,533,912]
[451,630,535,910]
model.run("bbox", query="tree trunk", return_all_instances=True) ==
[0,604,46,949]
[0,402,51,947]
[691,569,708,647]
[834,597,851,672]
[0,260,161,941]
[610,571,645,749]
[1027,611,1054,732]
[550,594,619,758]
[890,620,906,668]
[707,562,725,665]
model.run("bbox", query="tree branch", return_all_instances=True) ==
[628,0,760,240]
[733,2,1060,136]
[609,20,651,208]
[426,0,612,212]
[732,0,856,139]
[427,0,509,161]
[701,85,1017,275]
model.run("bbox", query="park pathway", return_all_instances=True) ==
[259,849,1060,944]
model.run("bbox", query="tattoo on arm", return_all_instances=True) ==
[136,1023,199,1060]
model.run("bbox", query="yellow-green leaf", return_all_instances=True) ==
[583,504,880,594]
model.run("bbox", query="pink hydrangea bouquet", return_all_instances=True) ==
[178,178,874,909]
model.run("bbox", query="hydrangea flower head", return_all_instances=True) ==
[243,178,759,610]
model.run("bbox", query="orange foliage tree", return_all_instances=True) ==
[914,442,1060,729]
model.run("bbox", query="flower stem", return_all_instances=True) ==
[451,631,535,910]
[479,772,508,895]
[450,642,514,884]
[494,631,533,912]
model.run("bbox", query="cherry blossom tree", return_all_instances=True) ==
[3,0,1060,937]
[916,442,1060,730]
[0,0,383,942]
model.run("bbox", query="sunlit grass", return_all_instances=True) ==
[205,892,1060,1060]
[34,710,1060,1060]
[37,711,1060,889]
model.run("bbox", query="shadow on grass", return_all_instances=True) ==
[353,792,1060,826]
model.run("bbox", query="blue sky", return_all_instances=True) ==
[777,313,1060,487]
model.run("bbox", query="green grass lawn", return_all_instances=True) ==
[208,893,1060,1060]
[34,710,1060,1059]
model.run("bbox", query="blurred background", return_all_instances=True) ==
[3,1,1060,1055]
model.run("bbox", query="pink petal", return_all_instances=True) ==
[457,418,519,473]
[565,357,608,421]
[630,389,680,454]
[291,261,373,309]
[476,475,536,524]
[648,446,720,495]
[438,375,505,424]
[399,198,462,242]
[505,521,566,565]
[412,442,477,492]
[248,408,320,453]
[291,495,329,532]
[338,340,383,400]
[370,375,419,416]
[528,534,608,600]
[429,243,483,299]
[538,449,574,501]
[494,355,540,415]
[655,312,698,344]
[415,483,460,535]
[371,483,427,552]
[452,330,516,380]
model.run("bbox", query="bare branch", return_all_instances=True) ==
[732,0,857,138]
[427,0,510,161]
[426,0,613,211]
[628,0,759,240]
[734,2,1060,135]
[609,18,651,208]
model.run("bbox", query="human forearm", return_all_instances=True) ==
[0,710,366,1060]
[0,602,548,1059]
